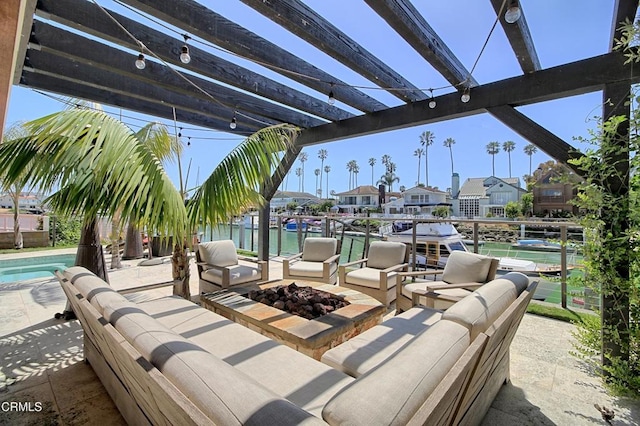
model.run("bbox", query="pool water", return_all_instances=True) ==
[0,254,76,283]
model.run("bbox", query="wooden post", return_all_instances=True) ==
[560,225,567,309]
[257,202,270,261]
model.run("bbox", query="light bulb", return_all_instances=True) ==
[328,90,335,105]
[428,99,436,109]
[505,5,521,24]
[461,91,470,103]
[180,45,191,64]
[135,53,146,70]
[230,116,237,130]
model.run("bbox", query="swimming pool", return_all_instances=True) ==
[0,254,76,283]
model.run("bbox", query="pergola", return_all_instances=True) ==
[1,0,638,363]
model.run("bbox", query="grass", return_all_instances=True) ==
[0,244,77,255]
[526,300,595,324]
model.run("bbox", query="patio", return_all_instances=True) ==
[1,249,639,425]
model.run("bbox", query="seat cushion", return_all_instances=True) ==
[366,241,406,270]
[402,281,473,310]
[442,251,493,284]
[345,267,396,289]
[138,296,354,418]
[201,264,261,286]
[442,272,529,340]
[288,260,337,278]
[198,240,238,267]
[63,266,127,315]
[321,306,442,377]
[302,238,337,262]
[322,320,470,426]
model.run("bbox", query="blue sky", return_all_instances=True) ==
[5,1,615,195]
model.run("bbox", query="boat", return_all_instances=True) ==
[511,239,577,253]
[283,219,322,233]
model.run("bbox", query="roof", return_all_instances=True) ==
[458,177,523,198]
[335,185,379,196]
[273,191,319,200]
[403,185,446,194]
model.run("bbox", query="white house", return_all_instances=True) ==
[334,185,380,213]
[0,192,45,212]
[381,186,449,215]
[270,191,321,212]
[452,177,525,218]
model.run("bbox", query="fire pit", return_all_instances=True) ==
[200,280,385,360]
[247,283,349,319]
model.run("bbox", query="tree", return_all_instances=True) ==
[298,151,308,192]
[353,162,359,187]
[295,167,302,192]
[368,157,376,186]
[318,148,328,195]
[502,141,516,178]
[314,168,321,195]
[377,171,400,192]
[324,165,331,198]
[486,141,501,176]
[381,154,392,173]
[443,137,456,177]
[413,148,424,185]
[432,206,450,218]
[419,130,435,186]
[504,201,520,218]
[346,160,357,189]
[520,192,533,217]
[523,143,538,176]
[1,121,30,250]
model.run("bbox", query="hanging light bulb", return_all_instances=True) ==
[328,84,335,105]
[180,35,191,64]
[178,127,182,138]
[461,88,471,103]
[187,136,191,146]
[230,114,237,130]
[504,1,521,24]
[135,53,146,70]
[428,89,436,109]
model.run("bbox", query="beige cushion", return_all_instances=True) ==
[288,260,338,278]
[302,238,337,262]
[366,241,406,270]
[345,267,397,289]
[63,267,127,315]
[201,264,260,285]
[442,272,529,340]
[139,296,354,417]
[441,251,493,284]
[322,320,470,426]
[103,301,324,425]
[198,240,238,267]
[321,306,442,377]
[402,281,473,310]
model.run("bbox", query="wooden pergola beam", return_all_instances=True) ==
[240,0,427,103]
[489,0,541,73]
[35,0,353,123]
[117,0,388,113]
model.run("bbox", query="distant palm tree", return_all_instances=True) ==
[486,141,501,176]
[523,143,538,176]
[502,141,516,178]
[324,165,331,198]
[368,157,376,185]
[420,130,435,187]
[295,167,302,192]
[346,160,357,189]
[299,151,308,192]
[314,168,321,195]
[377,171,400,192]
[353,163,360,187]
[413,148,424,185]
[443,137,456,177]
[318,148,328,195]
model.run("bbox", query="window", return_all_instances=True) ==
[459,198,479,218]
[490,191,510,204]
[449,242,466,252]
[542,189,563,197]
[361,196,372,205]
[343,196,356,204]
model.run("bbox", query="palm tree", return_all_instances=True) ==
[295,167,302,192]
[419,130,435,186]
[523,143,538,176]
[377,172,400,192]
[502,141,516,178]
[318,148,328,194]
[443,137,456,177]
[346,160,356,189]
[381,154,392,173]
[314,168,321,195]
[353,163,360,187]
[1,121,30,250]
[324,165,331,198]
[413,148,424,185]
[486,141,501,176]
[0,108,297,287]
[298,151,308,192]
[368,157,376,185]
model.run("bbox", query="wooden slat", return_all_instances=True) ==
[116,0,388,113]
[35,0,353,123]
[610,0,639,48]
[241,0,427,103]
[489,0,541,73]
[364,0,477,88]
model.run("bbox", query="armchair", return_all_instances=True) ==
[339,241,408,307]
[195,240,268,294]
[283,237,341,284]
[396,251,499,312]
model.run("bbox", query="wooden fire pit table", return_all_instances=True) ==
[200,279,385,360]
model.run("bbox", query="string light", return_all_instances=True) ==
[461,87,471,103]
[180,34,191,64]
[428,89,436,109]
[328,84,335,105]
[229,113,237,130]
[178,127,182,138]
[187,136,191,146]
[135,53,146,69]
[504,1,521,24]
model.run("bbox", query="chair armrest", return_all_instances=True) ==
[412,290,462,308]
[399,269,444,282]
[197,263,228,272]
[381,262,409,274]
[425,282,483,292]
[238,254,262,264]
[340,258,368,268]
[284,252,304,263]
[323,253,341,265]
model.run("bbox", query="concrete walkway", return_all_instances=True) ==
[1,249,638,425]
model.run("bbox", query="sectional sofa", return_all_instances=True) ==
[56,266,536,425]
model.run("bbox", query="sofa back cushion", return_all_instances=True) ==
[366,241,406,270]
[322,320,470,426]
[302,237,337,262]
[63,266,128,315]
[103,300,324,426]
[198,240,238,267]
[442,272,530,340]
[442,251,494,284]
